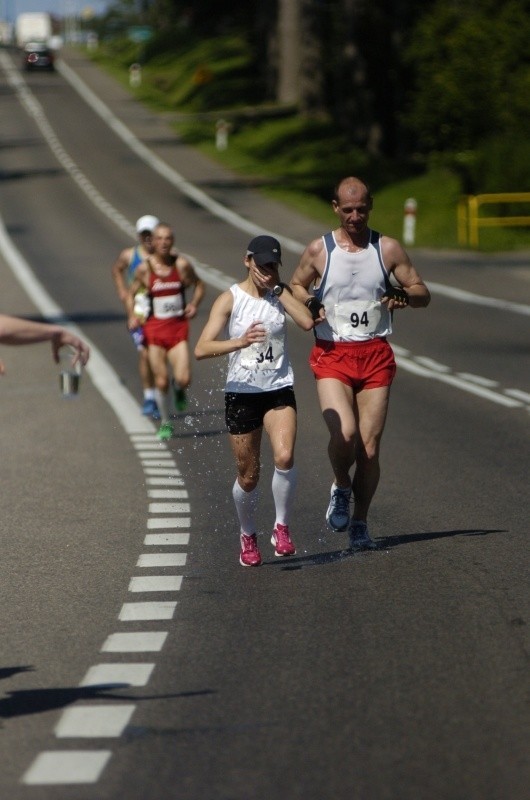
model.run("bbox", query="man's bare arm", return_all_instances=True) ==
[382,237,431,309]
[289,238,327,322]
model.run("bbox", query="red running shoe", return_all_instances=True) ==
[271,523,296,557]
[239,533,262,567]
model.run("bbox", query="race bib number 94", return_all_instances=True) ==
[334,300,382,336]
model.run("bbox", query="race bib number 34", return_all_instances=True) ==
[240,334,284,371]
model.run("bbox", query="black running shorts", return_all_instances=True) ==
[225,386,297,435]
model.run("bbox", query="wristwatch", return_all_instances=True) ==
[272,283,285,296]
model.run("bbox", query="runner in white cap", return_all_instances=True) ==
[111,214,160,417]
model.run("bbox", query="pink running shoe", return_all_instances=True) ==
[239,533,262,567]
[271,523,296,557]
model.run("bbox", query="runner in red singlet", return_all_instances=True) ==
[126,223,205,440]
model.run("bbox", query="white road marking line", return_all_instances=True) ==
[395,356,523,408]
[80,664,155,688]
[137,553,187,567]
[148,489,188,498]
[56,56,294,252]
[128,576,183,592]
[101,632,168,652]
[147,489,189,500]
[504,388,530,403]
[22,751,112,784]
[413,356,452,372]
[147,517,191,529]
[144,533,190,546]
[55,705,136,738]
[138,450,175,459]
[456,372,499,387]
[141,461,178,469]
[119,601,178,621]
[147,478,185,486]
[428,281,530,317]
[391,344,410,356]
[144,468,184,478]
[149,502,190,513]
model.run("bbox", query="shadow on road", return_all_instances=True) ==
[265,528,506,571]
[0,683,215,720]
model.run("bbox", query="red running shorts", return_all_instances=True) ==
[144,318,189,351]
[309,338,396,390]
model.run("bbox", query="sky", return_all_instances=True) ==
[3,0,108,21]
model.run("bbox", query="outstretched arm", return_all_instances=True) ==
[0,314,90,374]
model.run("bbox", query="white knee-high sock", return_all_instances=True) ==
[232,480,259,535]
[272,466,298,526]
[154,389,169,423]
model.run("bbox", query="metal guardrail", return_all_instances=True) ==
[458,192,530,247]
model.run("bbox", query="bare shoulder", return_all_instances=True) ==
[293,236,326,281]
[380,234,411,269]
[207,288,234,322]
[177,254,198,280]
[215,288,234,311]
[176,253,193,268]
[114,245,133,266]
[306,236,326,259]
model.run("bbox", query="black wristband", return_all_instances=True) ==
[384,287,409,305]
[305,297,324,320]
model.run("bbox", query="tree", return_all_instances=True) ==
[404,0,530,153]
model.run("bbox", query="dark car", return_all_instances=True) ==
[22,42,55,71]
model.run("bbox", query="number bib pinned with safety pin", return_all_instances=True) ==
[334,300,383,337]
[240,332,285,371]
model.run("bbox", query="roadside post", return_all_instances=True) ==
[215,119,230,151]
[403,197,417,245]
[129,63,142,87]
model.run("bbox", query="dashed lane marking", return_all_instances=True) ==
[101,632,169,653]
[23,751,112,785]
[55,706,136,738]
[119,602,178,621]
[79,664,155,688]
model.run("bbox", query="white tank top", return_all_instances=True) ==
[313,229,393,342]
[225,284,294,393]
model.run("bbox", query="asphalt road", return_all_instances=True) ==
[0,45,528,800]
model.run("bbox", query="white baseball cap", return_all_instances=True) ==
[135,215,160,233]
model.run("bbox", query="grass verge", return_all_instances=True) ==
[85,41,530,252]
